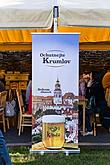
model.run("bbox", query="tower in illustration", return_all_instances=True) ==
[53,78,62,105]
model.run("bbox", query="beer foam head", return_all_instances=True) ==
[42,115,65,123]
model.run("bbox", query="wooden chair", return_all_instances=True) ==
[93,108,110,136]
[0,91,7,132]
[16,89,32,136]
[93,112,102,136]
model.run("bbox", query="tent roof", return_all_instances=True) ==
[1,0,110,29]
[0,0,110,36]
[58,26,110,43]
[0,27,109,43]
[0,0,110,50]
[0,28,110,51]
[59,0,110,27]
[0,0,54,29]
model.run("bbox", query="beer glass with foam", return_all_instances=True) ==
[42,115,65,149]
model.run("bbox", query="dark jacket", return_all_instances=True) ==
[0,81,5,92]
[86,81,105,106]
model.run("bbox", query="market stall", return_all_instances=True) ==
[0,0,110,146]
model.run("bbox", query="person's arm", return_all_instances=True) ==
[80,81,86,96]
[26,81,32,104]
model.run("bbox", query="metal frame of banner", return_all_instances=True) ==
[53,6,59,33]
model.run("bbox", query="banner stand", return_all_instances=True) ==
[30,148,80,155]
[31,33,80,155]
[53,6,59,33]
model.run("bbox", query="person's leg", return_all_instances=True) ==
[0,130,12,165]
[86,112,92,132]
[78,105,83,128]
[0,156,6,165]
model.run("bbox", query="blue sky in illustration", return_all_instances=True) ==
[32,33,79,96]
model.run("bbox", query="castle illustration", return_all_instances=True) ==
[33,79,78,116]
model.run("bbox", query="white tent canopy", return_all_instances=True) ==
[0,0,110,29]
[59,0,110,27]
[0,0,54,29]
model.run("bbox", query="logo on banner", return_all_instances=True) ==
[40,50,71,67]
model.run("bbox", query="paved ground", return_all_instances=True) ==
[3,126,31,145]
[79,127,110,143]
[1,125,110,145]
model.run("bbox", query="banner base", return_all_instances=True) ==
[30,148,80,155]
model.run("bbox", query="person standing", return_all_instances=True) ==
[0,130,12,165]
[85,71,106,135]
[0,76,12,164]
[0,78,5,92]
[79,72,90,96]
[26,74,32,113]
[79,75,86,96]
[102,68,110,108]
[79,72,90,131]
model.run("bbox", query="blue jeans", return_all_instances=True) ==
[79,105,92,132]
[86,111,92,132]
[0,130,12,165]
[86,101,107,132]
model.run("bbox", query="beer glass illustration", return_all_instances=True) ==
[42,115,65,149]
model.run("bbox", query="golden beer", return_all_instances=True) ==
[42,115,65,149]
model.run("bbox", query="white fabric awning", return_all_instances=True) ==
[59,0,110,27]
[0,0,54,29]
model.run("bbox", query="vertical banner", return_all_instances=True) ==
[31,33,80,153]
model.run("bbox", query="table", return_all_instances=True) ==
[77,96,87,136]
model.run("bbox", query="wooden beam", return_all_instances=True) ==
[0,42,110,51]
[80,42,110,50]
[0,43,32,51]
